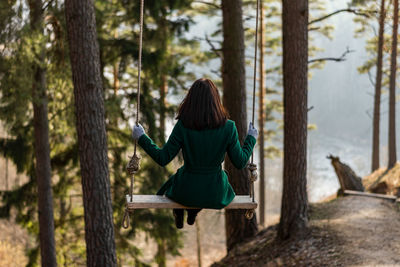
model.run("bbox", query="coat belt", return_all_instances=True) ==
[183,165,222,174]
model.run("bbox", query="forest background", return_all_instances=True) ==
[0,0,398,266]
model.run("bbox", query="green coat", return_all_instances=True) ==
[138,119,256,209]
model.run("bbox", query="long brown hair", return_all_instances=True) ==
[176,78,228,130]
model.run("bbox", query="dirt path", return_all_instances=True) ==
[213,195,400,267]
[315,196,400,266]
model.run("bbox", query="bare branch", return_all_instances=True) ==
[192,1,220,9]
[308,47,355,64]
[43,0,55,11]
[308,8,377,25]
[367,69,376,87]
[205,34,222,59]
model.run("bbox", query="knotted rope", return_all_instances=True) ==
[122,0,144,229]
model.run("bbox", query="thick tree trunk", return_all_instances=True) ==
[258,1,266,227]
[29,0,57,266]
[388,0,398,168]
[65,0,117,266]
[372,0,386,172]
[278,0,309,240]
[222,0,258,252]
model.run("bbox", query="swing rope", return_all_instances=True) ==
[123,0,260,227]
[245,0,260,220]
[251,0,260,135]
[123,0,144,229]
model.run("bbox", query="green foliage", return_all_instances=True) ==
[0,0,207,265]
[350,0,396,92]
[0,0,347,265]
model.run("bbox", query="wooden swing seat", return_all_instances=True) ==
[126,195,257,210]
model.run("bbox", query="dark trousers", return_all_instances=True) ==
[173,208,202,219]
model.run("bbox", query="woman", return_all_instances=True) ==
[132,78,257,229]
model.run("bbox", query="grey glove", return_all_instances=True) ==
[248,122,258,139]
[132,123,145,140]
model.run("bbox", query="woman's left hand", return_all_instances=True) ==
[248,122,258,139]
[132,123,145,140]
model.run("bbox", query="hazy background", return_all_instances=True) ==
[0,1,399,265]
[183,0,399,216]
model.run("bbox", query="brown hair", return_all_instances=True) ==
[176,78,228,130]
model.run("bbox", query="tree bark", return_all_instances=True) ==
[29,0,57,266]
[278,0,309,240]
[258,1,266,227]
[222,0,258,252]
[196,221,202,267]
[388,0,398,169]
[372,0,386,172]
[65,0,117,266]
[159,74,167,143]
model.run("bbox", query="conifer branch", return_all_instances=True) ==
[308,47,355,64]
[309,8,377,25]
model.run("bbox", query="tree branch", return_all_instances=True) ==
[192,1,220,9]
[308,47,355,64]
[43,0,55,11]
[205,34,222,59]
[309,8,377,25]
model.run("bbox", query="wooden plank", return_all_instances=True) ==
[126,195,257,210]
[343,190,397,201]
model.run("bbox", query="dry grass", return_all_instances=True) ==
[0,240,27,267]
[362,162,400,194]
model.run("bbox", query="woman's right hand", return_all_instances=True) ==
[248,122,258,139]
[132,123,145,140]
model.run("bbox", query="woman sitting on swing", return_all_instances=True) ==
[132,78,258,229]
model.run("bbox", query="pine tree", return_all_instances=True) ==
[29,0,57,265]
[222,0,258,251]
[65,0,117,265]
[388,0,398,168]
[258,0,266,227]
[371,0,386,172]
[278,0,309,240]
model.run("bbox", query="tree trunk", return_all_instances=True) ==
[159,74,167,143]
[388,0,398,168]
[278,0,309,240]
[29,0,57,266]
[222,0,258,252]
[65,0,117,266]
[156,240,166,267]
[5,150,9,191]
[196,221,202,267]
[258,1,266,227]
[372,0,386,172]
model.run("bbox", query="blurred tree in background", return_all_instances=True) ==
[0,0,209,265]
[0,0,388,265]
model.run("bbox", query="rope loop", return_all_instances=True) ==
[122,208,131,229]
[245,209,255,220]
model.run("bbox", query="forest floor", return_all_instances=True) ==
[0,215,29,266]
[2,165,400,266]
[212,195,400,267]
